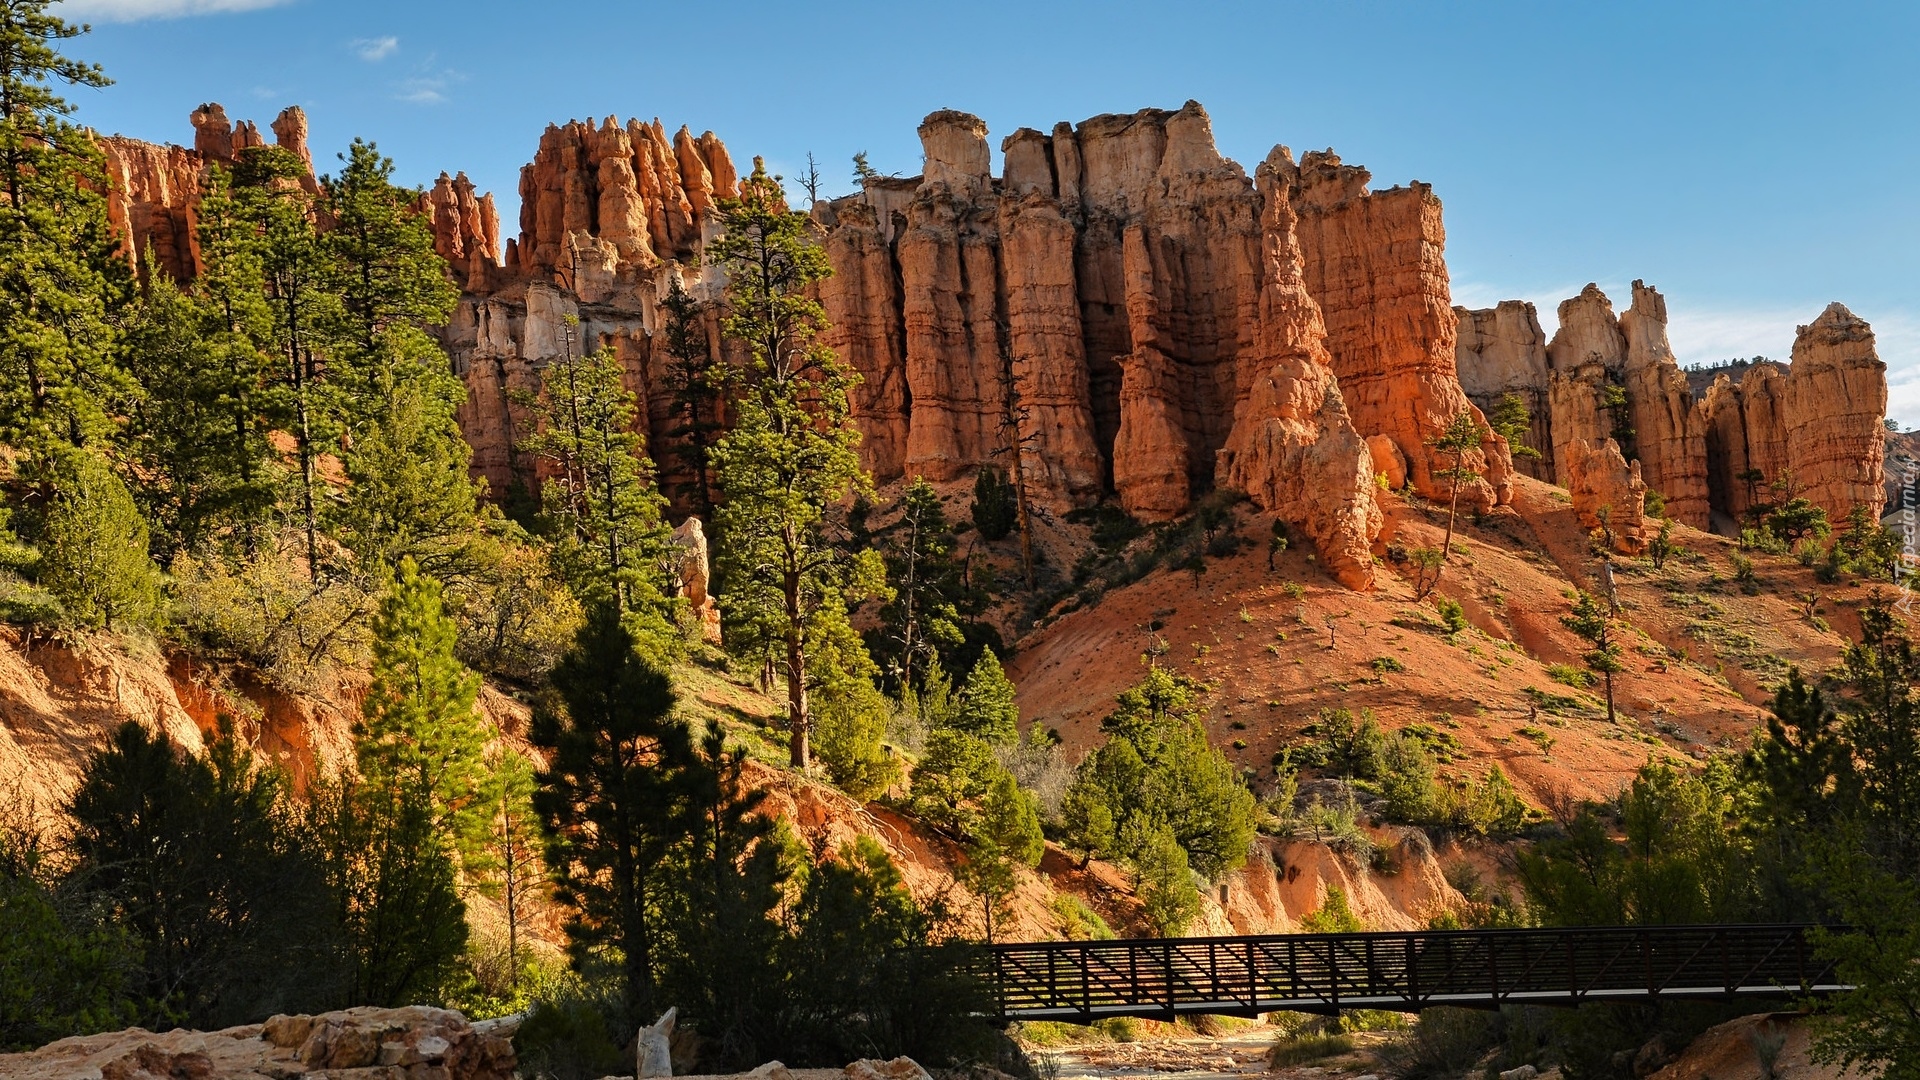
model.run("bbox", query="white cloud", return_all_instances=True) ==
[395,76,446,105]
[57,0,292,21]
[352,35,398,62]
[393,53,460,106]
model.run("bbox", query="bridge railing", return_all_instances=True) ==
[981,924,1846,1022]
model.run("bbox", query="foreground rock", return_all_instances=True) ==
[0,1005,516,1080]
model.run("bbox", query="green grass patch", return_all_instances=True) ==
[1269,1033,1358,1067]
[1545,663,1591,689]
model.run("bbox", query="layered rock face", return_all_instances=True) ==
[1215,147,1381,588]
[1563,436,1652,555]
[813,102,1538,573]
[1289,152,1511,510]
[1454,300,1552,478]
[97,103,316,282]
[1781,303,1887,521]
[1461,283,1888,534]
[439,116,738,503]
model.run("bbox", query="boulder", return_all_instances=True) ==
[844,1057,933,1080]
[0,1006,515,1080]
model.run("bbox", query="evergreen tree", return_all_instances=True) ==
[1060,669,1256,882]
[0,1,131,451]
[519,343,672,620]
[658,274,724,518]
[309,769,467,1007]
[809,608,900,801]
[710,159,874,770]
[530,606,692,1023]
[67,722,337,1027]
[1836,598,1920,875]
[960,768,1043,942]
[1125,817,1200,937]
[480,745,542,993]
[122,257,278,559]
[32,445,161,630]
[355,559,491,869]
[970,466,1017,542]
[877,478,989,688]
[1489,392,1540,461]
[953,648,1019,745]
[236,146,339,578]
[1561,590,1623,724]
[1420,411,1487,599]
[320,140,478,576]
[662,727,788,1066]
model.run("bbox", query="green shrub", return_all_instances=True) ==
[1269,1032,1357,1067]
[971,467,1018,542]
[1372,656,1406,675]
[1435,598,1468,634]
[1049,894,1116,941]
[1300,885,1365,933]
[1377,1007,1500,1080]
[1546,663,1592,689]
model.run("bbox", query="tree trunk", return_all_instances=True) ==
[784,569,809,770]
[1603,668,1615,725]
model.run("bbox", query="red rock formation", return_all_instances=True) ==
[97,134,201,280]
[1216,147,1381,590]
[1702,362,1789,526]
[1527,284,1886,535]
[269,104,312,173]
[1455,301,1552,478]
[97,103,324,282]
[1783,303,1887,524]
[421,170,503,290]
[1618,281,1711,527]
[1289,151,1512,511]
[1563,437,1652,554]
[514,115,737,284]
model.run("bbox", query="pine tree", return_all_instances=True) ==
[309,768,467,1007]
[530,605,693,1023]
[658,274,724,518]
[67,722,337,1027]
[954,649,1019,745]
[960,768,1043,942]
[1489,392,1540,461]
[122,255,278,558]
[877,477,991,689]
[355,558,491,869]
[481,745,541,993]
[1561,590,1622,724]
[0,2,132,451]
[320,141,479,576]
[662,726,787,1065]
[519,344,672,619]
[809,607,900,801]
[710,159,874,770]
[236,146,339,579]
[32,445,161,630]
[1420,411,1487,599]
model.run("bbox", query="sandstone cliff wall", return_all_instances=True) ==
[1290,152,1512,510]
[1463,284,1888,535]
[1454,300,1552,478]
[97,102,316,282]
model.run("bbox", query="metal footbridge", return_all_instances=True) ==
[981,924,1848,1022]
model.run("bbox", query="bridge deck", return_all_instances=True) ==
[982,924,1846,1022]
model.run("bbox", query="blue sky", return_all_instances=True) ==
[58,0,1920,424]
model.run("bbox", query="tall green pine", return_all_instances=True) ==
[710,159,875,769]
